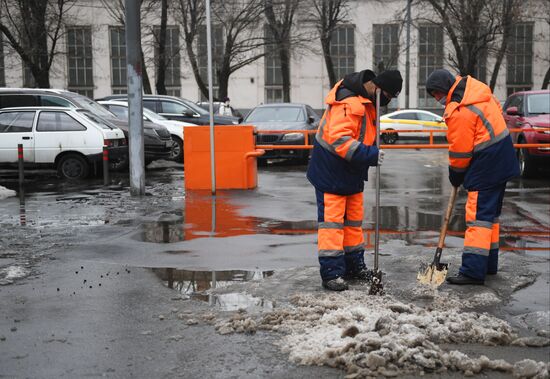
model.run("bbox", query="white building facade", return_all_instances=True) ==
[0,0,548,111]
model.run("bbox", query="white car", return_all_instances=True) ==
[0,107,127,179]
[380,109,447,144]
[98,100,195,162]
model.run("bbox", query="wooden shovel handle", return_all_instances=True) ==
[437,186,458,249]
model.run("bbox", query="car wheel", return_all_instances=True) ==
[517,136,537,178]
[57,153,89,180]
[382,129,398,144]
[170,136,184,163]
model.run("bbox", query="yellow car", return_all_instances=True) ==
[380,109,447,144]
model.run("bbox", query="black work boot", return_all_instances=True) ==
[446,272,484,285]
[344,268,374,282]
[322,277,349,291]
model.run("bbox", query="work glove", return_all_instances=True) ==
[377,149,385,166]
[448,167,465,188]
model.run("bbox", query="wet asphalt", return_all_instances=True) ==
[0,149,549,378]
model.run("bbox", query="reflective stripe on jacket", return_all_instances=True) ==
[444,76,519,190]
[307,80,379,195]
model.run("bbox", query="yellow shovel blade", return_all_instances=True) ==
[417,264,448,287]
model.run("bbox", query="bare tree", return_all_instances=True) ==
[486,0,524,91]
[264,0,302,102]
[307,0,350,87]
[209,0,266,100]
[415,0,524,90]
[177,0,267,100]
[0,0,73,88]
[99,0,160,94]
[177,0,208,97]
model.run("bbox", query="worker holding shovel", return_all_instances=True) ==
[426,69,520,285]
[307,69,402,291]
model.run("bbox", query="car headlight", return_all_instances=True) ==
[533,125,550,134]
[282,132,303,141]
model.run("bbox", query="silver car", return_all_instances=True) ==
[244,103,320,163]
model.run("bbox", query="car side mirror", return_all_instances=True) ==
[308,116,315,124]
[238,117,243,123]
[183,110,194,117]
[506,106,521,116]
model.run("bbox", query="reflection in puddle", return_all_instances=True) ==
[153,268,275,311]
[135,191,548,254]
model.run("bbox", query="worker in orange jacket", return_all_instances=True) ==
[426,69,520,285]
[307,69,402,291]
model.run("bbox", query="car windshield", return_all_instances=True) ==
[77,110,116,129]
[527,93,550,115]
[70,94,118,119]
[245,106,305,123]
[180,98,209,115]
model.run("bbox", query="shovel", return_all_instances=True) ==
[369,88,383,295]
[417,186,458,287]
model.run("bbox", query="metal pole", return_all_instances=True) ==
[205,0,216,195]
[125,0,145,196]
[405,0,411,109]
[18,186,26,226]
[374,89,381,272]
[17,144,24,185]
[102,145,110,185]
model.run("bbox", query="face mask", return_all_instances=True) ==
[369,90,392,107]
[379,92,392,106]
[438,96,447,106]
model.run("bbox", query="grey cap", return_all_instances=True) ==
[426,69,456,95]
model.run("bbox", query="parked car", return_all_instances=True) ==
[503,89,550,177]
[0,89,173,167]
[0,107,127,179]
[98,100,195,163]
[380,109,447,144]
[97,94,240,126]
[243,103,320,163]
[196,101,243,121]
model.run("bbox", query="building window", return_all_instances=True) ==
[67,27,94,98]
[110,27,126,94]
[155,26,181,97]
[330,25,355,81]
[507,23,533,96]
[264,27,283,103]
[373,24,399,108]
[0,37,4,87]
[418,24,443,109]
[197,25,223,100]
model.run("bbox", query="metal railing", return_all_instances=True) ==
[255,127,550,150]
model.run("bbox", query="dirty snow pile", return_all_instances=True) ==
[0,185,16,200]
[0,265,29,285]
[215,290,549,378]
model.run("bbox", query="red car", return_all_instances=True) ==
[503,90,550,177]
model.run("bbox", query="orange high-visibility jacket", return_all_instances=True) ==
[307,78,379,195]
[443,76,519,189]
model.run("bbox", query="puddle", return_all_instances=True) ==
[135,192,548,255]
[152,268,275,311]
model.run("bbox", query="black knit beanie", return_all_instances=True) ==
[372,70,403,97]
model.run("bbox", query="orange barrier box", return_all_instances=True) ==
[183,125,264,190]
